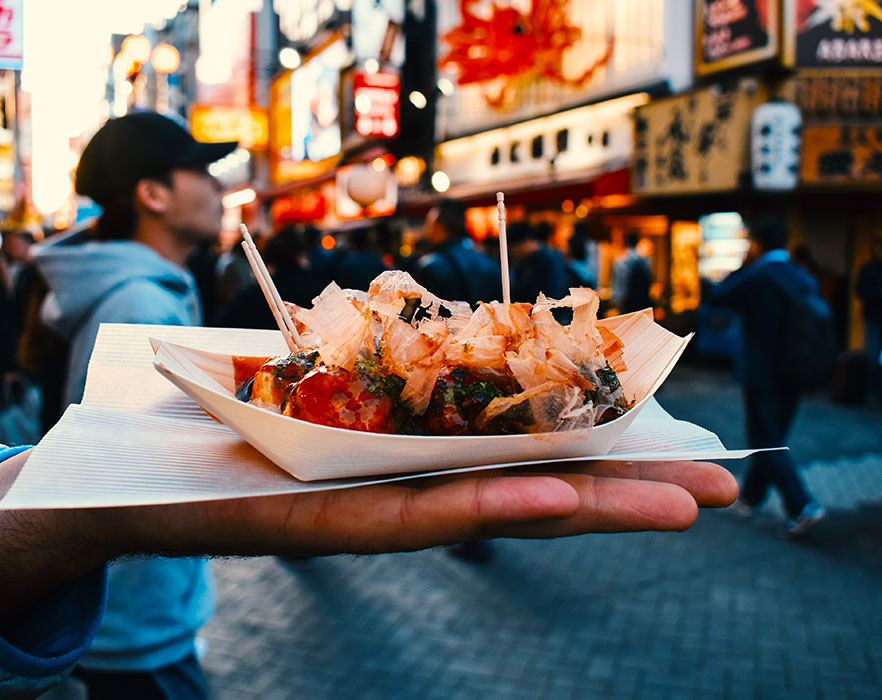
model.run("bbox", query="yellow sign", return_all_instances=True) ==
[190,105,268,149]
[632,81,768,195]
[801,125,882,184]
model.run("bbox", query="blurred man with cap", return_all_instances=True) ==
[30,111,236,698]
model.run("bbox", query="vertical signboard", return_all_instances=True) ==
[0,0,23,70]
[696,0,779,74]
[352,71,400,138]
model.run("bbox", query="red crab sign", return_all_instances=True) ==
[439,0,614,108]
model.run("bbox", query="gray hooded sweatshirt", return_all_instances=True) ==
[32,229,213,671]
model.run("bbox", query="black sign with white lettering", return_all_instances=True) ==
[796,3,882,67]
[696,0,777,74]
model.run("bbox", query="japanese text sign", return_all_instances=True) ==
[353,71,400,139]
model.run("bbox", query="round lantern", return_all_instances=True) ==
[346,166,387,208]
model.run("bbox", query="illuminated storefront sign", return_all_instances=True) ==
[0,0,23,70]
[269,38,346,183]
[787,0,882,67]
[435,0,691,138]
[801,124,882,183]
[695,0,778,74]
[797,72,882,118]
[191,105,268,149]
[436,93,648,191]
[290,38,345,162]
[353,71,400,138]
[352,0,404,65]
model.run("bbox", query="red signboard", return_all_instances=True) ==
[0,0,23,70]
[352,71,400,139]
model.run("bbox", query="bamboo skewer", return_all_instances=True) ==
[239,224,302,351]
[496,191,511,304]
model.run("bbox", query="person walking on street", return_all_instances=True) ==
[509,221,569,302]
[412,198,501,307]
[611,231,652,314]
[28,111,237,698]
[857,235,882,407]
[707,216,825,538]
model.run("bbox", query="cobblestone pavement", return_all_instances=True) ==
[192,365,882,699]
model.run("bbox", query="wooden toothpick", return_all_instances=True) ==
[497,192,511,304]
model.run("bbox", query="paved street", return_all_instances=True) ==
[195,364,882,699]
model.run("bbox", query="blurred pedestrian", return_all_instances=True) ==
[791,243,821,281]
[707,216,825,537]
[611,231,652,314]
[186,237,221,325]
[214,234,257,322]
[566,221,597,289]
[335,225,389,291]
[0,229,38,341]
[412,198,501,306]
[856,235,882,407]
[509,220,569,303]
[303,223,337,288]
[216,225,325,328]
[28,111,236,697]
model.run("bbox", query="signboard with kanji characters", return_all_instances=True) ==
[801,124,882,183]
[0,0,22,70]
[632,81,769,195]
[352,71,400,139]
[190,105,268,149]
[797,73,882,117]
[696,0,779,75]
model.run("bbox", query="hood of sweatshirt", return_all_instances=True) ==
[32,228,199,340]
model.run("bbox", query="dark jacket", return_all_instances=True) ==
[512,245,569,304]
[413,239,501,306]
[707,252,819,389]
[857,258,882,322]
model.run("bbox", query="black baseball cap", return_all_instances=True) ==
[75,111,238,207]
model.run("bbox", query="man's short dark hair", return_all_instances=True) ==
[91,171,173,241]
[625,231,640,249]
[506,220,532,245]
[748,216,789,252]
[434,199,468,240]
[533,221,553,243]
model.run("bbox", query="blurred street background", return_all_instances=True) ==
[2,0,882,698]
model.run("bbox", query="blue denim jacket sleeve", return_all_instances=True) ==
[0,445,109,698]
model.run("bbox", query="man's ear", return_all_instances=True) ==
[134,178,170,215]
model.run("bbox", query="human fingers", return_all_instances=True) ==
[518,460,738,508]
[113,475,582,557]
[490,473,700,538]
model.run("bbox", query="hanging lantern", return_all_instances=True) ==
[346,165,387,208]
